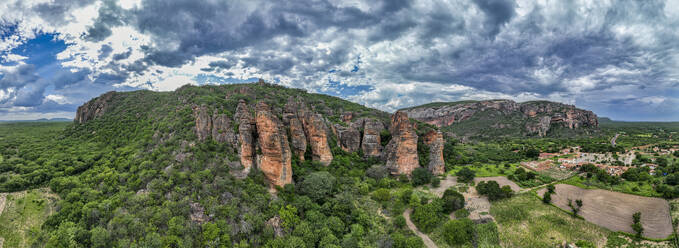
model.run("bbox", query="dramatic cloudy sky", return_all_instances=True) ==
[1,0,678,121]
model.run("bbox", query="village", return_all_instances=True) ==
[521,144,679,177]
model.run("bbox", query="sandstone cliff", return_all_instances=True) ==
[423,130,445,175]
[383,111,419,176]
[401,100,598,137]
[361,118,385,157]
[235,100,256,175]
[75,91,116,123]
[255,102,292,188]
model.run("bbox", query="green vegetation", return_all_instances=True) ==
[491,193,609,247]
[2,83,678,247]
[0,189,57,248]
[476,181,513,201]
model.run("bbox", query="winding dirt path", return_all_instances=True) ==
[404,208,438,248]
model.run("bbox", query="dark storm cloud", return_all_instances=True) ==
[473,0,516,37]
[2,0,679,121]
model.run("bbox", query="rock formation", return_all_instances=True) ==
[255,102,292,188]
[211,110,237,144]
[361,118,385,157]
[301,111,333,165]
[75,91,116,123]
[332,124,361,153]
[235,100,256,174]
[284,99,307,161]
[423,130,445,175]
[193,105,213,141]
[383,111,419,176]
[284,98,334,166]
[402,99,598,137]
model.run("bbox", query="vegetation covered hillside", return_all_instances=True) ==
[0,81,446,247]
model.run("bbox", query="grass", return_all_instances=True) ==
[491,193,610,247]
[448,163,520,178]
[0,188,57,248]
[428,220,501,248]
[561,176,662,198]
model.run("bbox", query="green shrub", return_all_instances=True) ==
[371,188,391,202]
[442,219,474,245]
[412,167,432,186]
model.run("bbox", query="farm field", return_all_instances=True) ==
[491,193,610,247]
[0,188,58,248]
[537,184,673,239]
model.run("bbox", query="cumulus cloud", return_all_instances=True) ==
[0,0,677,121]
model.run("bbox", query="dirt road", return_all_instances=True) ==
[404,208,438,248]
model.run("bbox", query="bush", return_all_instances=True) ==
[442,219,474,245]
[454,209,470,219]
[441,188,465,214]
[411,202,443,233]
[456,167,475,183]
[542,192,551,204]
[412,167,432,186]
[547,184,555,193]
[393,215,406,229]
[631,212,643,238]
[371,188,391,202]
[300,171,336,202]
[431,177,441,188]
[476,180,513,201]
[366,165,389,180]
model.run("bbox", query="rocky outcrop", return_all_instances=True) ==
[284,99,307,161]
[75,91,116,123]
[193,106,238,145]
[332,124,361,153]
[361,119,385,157]
[525,116,552,137]
[383,111,419,176]
[255,102,292,188]
[402,99,598,137]
[423,130,445,175]
[284,98,333,166]
[211,110,237,144]
[193,105,213,141]
[235,100,256,174]
[520,102,598,129]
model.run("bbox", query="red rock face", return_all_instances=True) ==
[384,111,419,176]
[255,102,292,188]
[423,130,445,175]
[300,111,333,166]
[235,100,256,174]
[284,98,307,161]
[75,91,116,124]
[361,118,384,157]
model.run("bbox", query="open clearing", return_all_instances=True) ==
[491,193,610,247]
[538,184,673,239]
[0,188,58,248]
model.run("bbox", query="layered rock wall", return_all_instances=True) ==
[255,102,293,188]
[75,91,116,123]
[423,130,445,175]
[383,111,419,176]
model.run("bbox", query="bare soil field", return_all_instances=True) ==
[474,176,521,192]
[538,184,673,239]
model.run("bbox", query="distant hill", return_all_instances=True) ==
[0,118,71,123]
[401,99,600,139]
